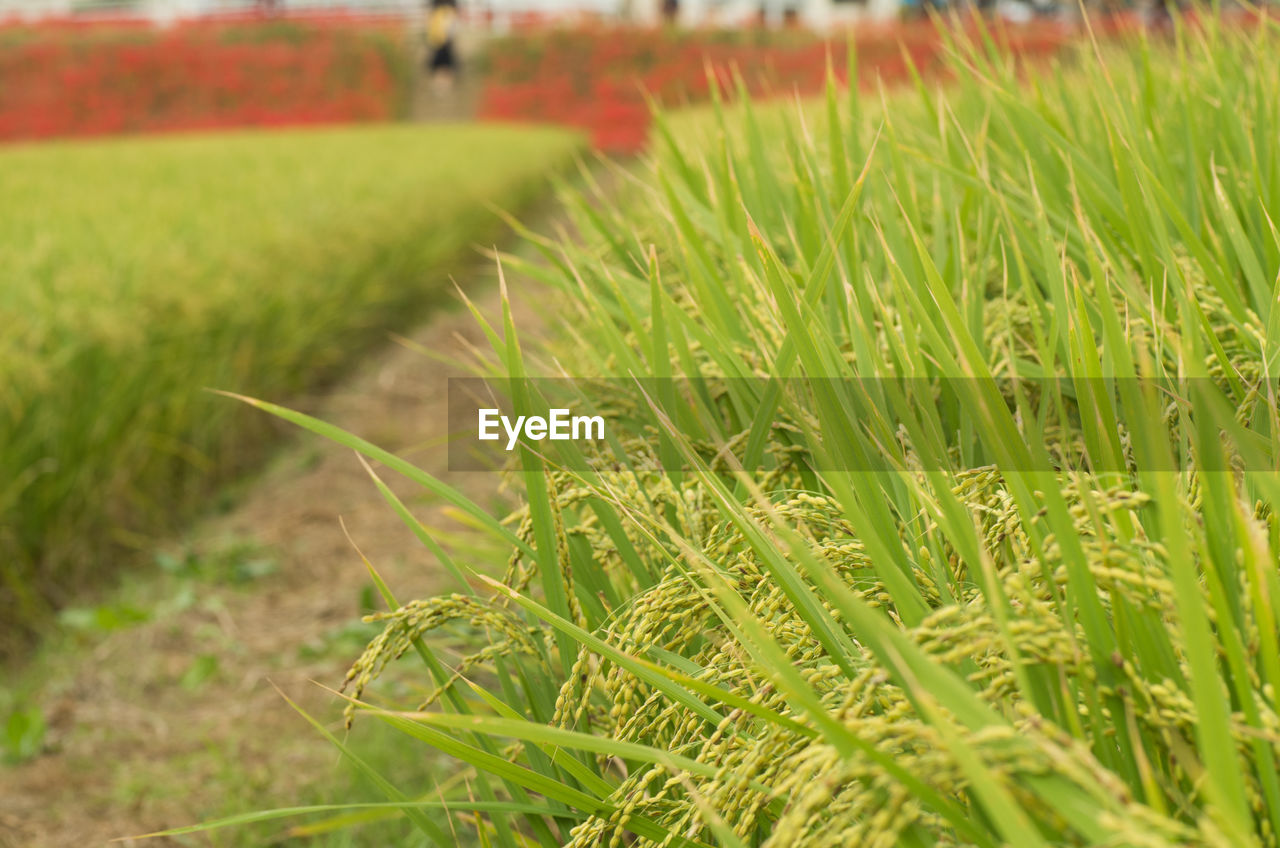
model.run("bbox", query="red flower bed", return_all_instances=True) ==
[477,22,1076,154]
[0,16,410,143]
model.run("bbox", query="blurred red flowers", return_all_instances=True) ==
[477,23,1075,154]
[0,16,409,142]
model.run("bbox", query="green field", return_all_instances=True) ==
[233,16,1280,848]
[0,123,581,648]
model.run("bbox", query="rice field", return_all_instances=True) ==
[0,123,582,650]
[167,11,1280,848]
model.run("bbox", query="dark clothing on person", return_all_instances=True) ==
[425,2,459,76]
[429,42,456,72]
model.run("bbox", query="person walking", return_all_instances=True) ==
[425,0,460,95]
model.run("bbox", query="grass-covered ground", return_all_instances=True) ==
[0,123,581,650]
[221,13,1280,848]
[0,225,564,847]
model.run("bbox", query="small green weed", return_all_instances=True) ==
[2,705,45,765]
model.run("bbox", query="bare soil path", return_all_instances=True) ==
[408,28,484,123]
[0,185,592,847]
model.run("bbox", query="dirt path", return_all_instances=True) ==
[0,203,579,847]
[409,28,483,123]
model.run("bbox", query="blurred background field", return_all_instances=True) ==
[0,1,1135,153]
[0,123,581,653]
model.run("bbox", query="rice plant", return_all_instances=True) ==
[0,123,581,651]
[230,11,1280,847]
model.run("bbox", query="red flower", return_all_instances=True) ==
[477,21,1089,154]
[0,16,410,143]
